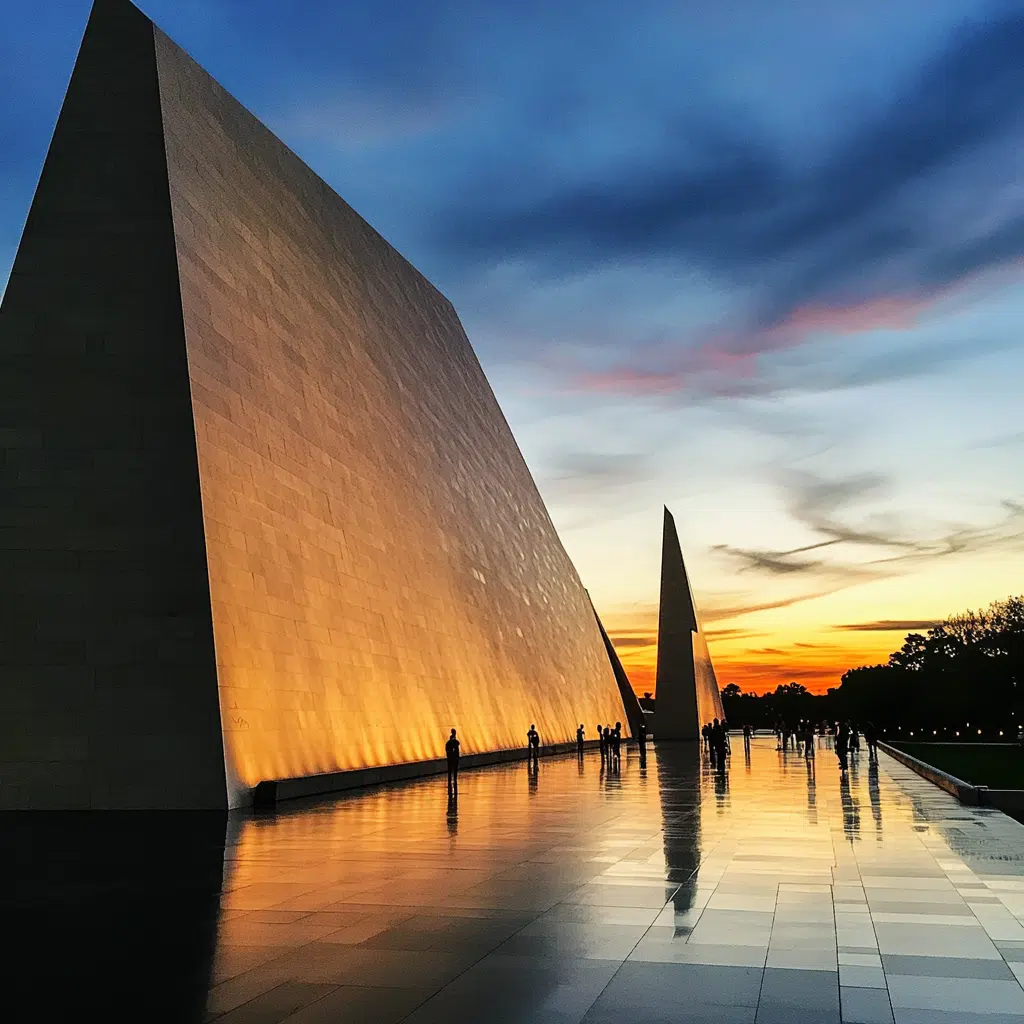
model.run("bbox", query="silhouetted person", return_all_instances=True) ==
[445,728,460,795]
[527,724,540,766]
[711,718,727,772]
[612,722,622,766]
[742,723,751,753]
[722,719,731,754]
[702,722,711,756]
[804,722,815,759]
[836,722,850,776]
[597,723,605,760]
[864,722,878,763]
[850,724,860,755]
[637,719,648,767]
[577,724,585,757]
[603,727,612,767]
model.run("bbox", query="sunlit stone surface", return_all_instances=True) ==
[0,0,626,808]
[4,739,1024,1020]
[655,507,724,738]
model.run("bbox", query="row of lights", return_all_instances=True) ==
[881,724,1005,738]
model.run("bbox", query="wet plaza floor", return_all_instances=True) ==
[5,738,1024,1023]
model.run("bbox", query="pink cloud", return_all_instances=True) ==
[564,287,952,398]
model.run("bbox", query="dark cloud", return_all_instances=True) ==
[437,11,1024,328]
[834,620,940,632]
[704,628,766,641]
[701,590,840,623]
[608,636,654,649]
[712,539,845,576]
[540,451,654,514]
[741,473,1024,582]
[784,471,917,551]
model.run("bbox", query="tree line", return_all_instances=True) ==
[715,595,1024,737]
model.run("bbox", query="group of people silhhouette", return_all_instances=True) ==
[768,718,879,775]
[700,718,731,771]
[595,721,624,769]
[444,717,651,799]
[833,720,878,775]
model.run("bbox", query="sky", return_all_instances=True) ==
[2,0,1022,695]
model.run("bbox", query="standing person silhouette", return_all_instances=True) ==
[711,718,727,773]
[637,717,648,767]
[445,728,460,796]
[742,723,751,754]
[597,723,605,761]
[576,723,585,757]
[836,721,850,777]
[527,724,540,766]
[612,722,622,767]
[864,721,878,763]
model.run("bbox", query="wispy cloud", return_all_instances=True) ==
[834,619,940,632]
[700,590,840,624]
[541,450,654,502]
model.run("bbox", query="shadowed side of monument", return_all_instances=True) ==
[653,507,723,740]
[0,0,226,808]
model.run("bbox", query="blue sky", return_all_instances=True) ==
[3,0,1023,691]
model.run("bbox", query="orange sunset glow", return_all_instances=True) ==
[575,520,1024,699]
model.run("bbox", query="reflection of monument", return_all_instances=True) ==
[2,813,226,1015]
[0,0,629,809]
[654,743,703,927]
[654,507,724,740]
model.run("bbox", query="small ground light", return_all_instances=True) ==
[956,731,960,736]
[1000,731,1004,736]
[933,730,937,735]
[978,729,982,735]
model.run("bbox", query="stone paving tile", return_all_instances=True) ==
[8,739,1024,1020]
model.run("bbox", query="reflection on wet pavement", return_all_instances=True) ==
[4,738,1024,1022]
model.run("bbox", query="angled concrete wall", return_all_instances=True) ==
[654,507,723,740]
[0,0,225,808]
[0,0,628,807]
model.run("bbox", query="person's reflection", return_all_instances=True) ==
[446,791,459,835]
[840,773,861,841]
[714,765,729,809]
[744,742,751,772]
[868,762,883,838]
[656,743,702,935]
[805,755,818,824]
[528,756,539,795]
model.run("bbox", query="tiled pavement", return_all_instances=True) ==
[7,738,1024,1021]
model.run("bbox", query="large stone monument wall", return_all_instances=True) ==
[0,0,628,808]
[654,508,724,739]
